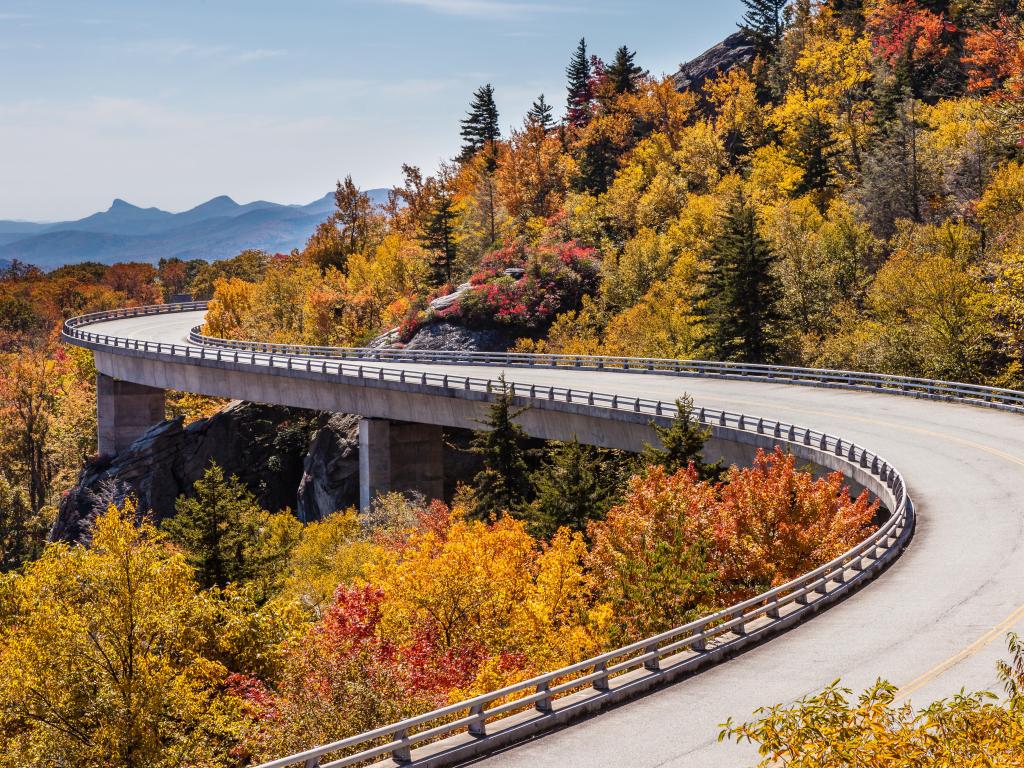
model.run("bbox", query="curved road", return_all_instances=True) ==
[78,310,1024,767]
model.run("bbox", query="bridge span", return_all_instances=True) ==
[62,303,1024,768]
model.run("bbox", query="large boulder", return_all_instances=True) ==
[672,31,757,95]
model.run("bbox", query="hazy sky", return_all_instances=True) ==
[1,1,745,221]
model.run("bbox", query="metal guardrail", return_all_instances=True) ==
[188,325,1024,415]
[63,303,915,768]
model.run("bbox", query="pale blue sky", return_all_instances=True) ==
[1,1,745,220]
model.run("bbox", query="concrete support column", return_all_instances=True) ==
[96,373,166,457]
[359,419,444,511]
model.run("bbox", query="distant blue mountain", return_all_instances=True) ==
[0,189,389,270]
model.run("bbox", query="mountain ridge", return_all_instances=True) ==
[0,189,388,269]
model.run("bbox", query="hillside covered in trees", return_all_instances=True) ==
[206,0,1024,390]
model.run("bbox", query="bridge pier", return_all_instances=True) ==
[96,373,165,457]
[358,419,444,511]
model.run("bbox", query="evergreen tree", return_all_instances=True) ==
[163,462,261,589]
[606,45,646,95]
[421,191,458,287]
[459,84,501,163]
[699,191,784,364]
[575,135,619,196]
[565,38,593,128]
[528,438,625,538]
[527,93,555,133]
[0,474,40,571]
[740,0,790,54]
[858,96,928,238]
[642,395,723,481]
[789,115,838,202]
[470,376,531,517]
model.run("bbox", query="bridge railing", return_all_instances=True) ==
[62,303,915,768]
[187,323,1024,414]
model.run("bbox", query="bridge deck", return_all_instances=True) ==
[79,310,1024,767]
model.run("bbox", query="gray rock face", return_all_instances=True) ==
[296,413,360,523]
[52,402,337,543]
[52,402,478,543]
[404,321,514,352]
[672,31,756,94]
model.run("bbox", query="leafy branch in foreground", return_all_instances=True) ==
[720,633,1024,766]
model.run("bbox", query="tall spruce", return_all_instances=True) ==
[606,45,646,95]
[699,191,784,364]
[163,463,261,589]
[470,376,531,517]
[740,0,790,54]
[642,395,723,481]
[421,190,458,287]
[528,438,626,538]
[565,38,593,128]
[790,115,838,202]
[459,84,501,163]
[527,93,555,133]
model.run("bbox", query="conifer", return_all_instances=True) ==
[698,191,784,363]
[565,38,593,127]
[459,84,501,163]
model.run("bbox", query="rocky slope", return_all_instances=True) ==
[52,402,481,544]
[52,403,353,543]
[672,31,756,95]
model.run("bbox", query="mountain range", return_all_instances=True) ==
[0,189,389,270]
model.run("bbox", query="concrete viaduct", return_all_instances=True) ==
[62,303,1024,768]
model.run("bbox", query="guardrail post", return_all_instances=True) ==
[392,729,412,764]
[690,629,706,653]
[469,703,487,737]
[643,644,661,671]
[536,682,553,713]
[593,661,610,692]
[766,602,780,619]
[733,612,746,635]
[303,758,320,768]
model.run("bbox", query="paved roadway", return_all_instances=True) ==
[84,311,1024,767]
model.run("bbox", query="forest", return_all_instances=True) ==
[2,0,1024,763]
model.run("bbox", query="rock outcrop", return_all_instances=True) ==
[295,413,361,523]
[672,31,757,95]
[53,403,476,544]
[52,402,344,543]
[404,321,515,353]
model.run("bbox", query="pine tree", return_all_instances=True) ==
[528,438,625,538]
[459,84,501,163]
[699,191,784,364]
[470,376,531,518]
[789,115,838,202]
[606,45,646,95]
[740,0,790,54]
[527,93,555,133]
[163,462,261,589]
[642,395,723,481]
[565,38,593,128]
[421,191,457,287]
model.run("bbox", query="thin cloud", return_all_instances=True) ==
[382,0,569,19]
[112,38,286,65]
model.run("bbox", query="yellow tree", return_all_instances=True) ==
[0,504,247,767]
